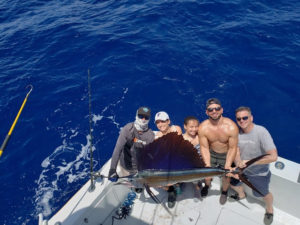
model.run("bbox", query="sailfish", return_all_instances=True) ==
[121,132,266,202]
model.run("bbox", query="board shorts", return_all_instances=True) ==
[230,171,271,197]
[210,149,227,168]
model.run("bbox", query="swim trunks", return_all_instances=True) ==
[210,149,227,168]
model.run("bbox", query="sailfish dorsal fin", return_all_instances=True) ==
[137,132,205,171]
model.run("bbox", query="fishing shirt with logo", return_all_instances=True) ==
[238,124,276,176]
[110,122,155,173]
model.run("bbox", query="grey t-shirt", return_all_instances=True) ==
[110,122,155,173]
[238,124,276,176]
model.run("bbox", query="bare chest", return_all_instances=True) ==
[206,127,230,144]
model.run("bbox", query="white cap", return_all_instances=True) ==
[155,111,170,122]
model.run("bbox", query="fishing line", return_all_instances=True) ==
[88,69,95,190]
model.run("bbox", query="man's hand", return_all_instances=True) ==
[228,167,240,179]
[237,160,248,168]
[108,169,119,182]
[224,165,236,178]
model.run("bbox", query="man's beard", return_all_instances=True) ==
[209,114,222,121]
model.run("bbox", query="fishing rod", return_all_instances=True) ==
[88,70,95,190]
[0,85,33,158]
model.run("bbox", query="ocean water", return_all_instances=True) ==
[0,0,299,224]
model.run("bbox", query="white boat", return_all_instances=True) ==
[38,156,300,225]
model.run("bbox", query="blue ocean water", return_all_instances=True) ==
[0,0,299,224]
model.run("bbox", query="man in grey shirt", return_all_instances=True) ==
[108,106,155,183]
[231,106,278,225]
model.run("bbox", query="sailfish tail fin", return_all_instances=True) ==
[236,154,269,196]
[238,174,264,196]
[240,154,269,173]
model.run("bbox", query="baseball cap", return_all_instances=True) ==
[206,98,222,108]
[154,111,169,122]
[137,106,151,118]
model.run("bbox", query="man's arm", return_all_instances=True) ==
[198,124,211,167]
[234,147,242,166]
[175,125,182,135]
[255,127,278,165]
[225,123,239,170]
[110,127,128,171]
[254,149,278,165]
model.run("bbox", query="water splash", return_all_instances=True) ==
[34,88,128,218]
[34,133,92,217]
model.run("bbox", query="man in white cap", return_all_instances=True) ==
[108,106,155,187]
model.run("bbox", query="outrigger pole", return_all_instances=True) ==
[0,85,33,158]
[88,70,95,190]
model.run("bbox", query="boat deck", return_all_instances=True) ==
[43,158,300,225]
[106,180,299,225]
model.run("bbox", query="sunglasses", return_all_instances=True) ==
[207,106,222,112]
[138,114,149,120]
[236,116,249,121]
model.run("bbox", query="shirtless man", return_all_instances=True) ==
[198,98,238,205]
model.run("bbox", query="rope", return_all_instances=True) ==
[111,191,137,225]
